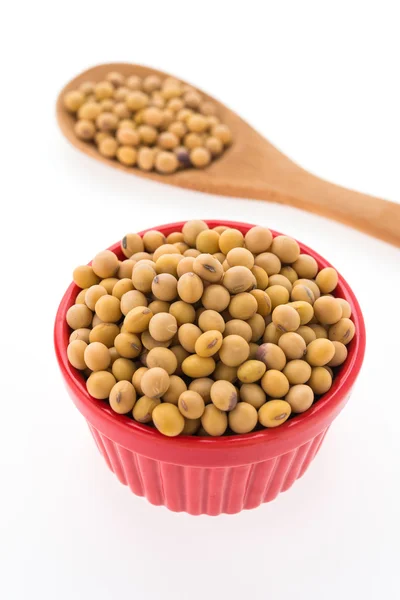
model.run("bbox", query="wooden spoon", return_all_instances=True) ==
[57,63,400,248]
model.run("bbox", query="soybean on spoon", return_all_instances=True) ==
[57,62,400,248]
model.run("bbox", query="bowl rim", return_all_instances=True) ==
[54,220,366,461]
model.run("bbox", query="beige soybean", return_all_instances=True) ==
[271,235,300,263]
[327,341,348,367]
[306,339,336,366]
[181,418,201,436]
[266,285,289,309]
[290,284,315,305]
[109,381,137,414]
[66,304,93,329]
[289,301,314,325]
[308,367,333,395]
[95,295,122,323]
[198,309,225,333]
[86,371,116,399]
[132,366,148,395]
[146,347,178,374]
[153,243,181,261]
[73,265,100,289]
[278,332,306,360]
[244,226,273,254]
[147,300,170,314]
[219,228,244,254]
[132,263,156,293]
[188,378,213,404]
[316,267,338,294]
[223,266,255,294]
[121,290,148,316]
[258,400,291,428]
[75,289,87,304]
[177,256,195,277]
[178,391,205,419]
[141,367,170,398]
[201,284,230,311]
[196,230,220,254]
[141,330,170,351]
[279,266,298,285]
[67,340,87,370]
[224,320,252,342]
[262,323,283,345]
[114,332,142,359]
[210,380,238,411]
[229,292,257,320]
[251,266,269,290]
[250,289,272,316]
[182,220,209,246]
[226,247,254,269]
[124,306,153,333]
[283,360,312,385]
[261,370,290,398]
[84,342,111,371]
[182,355,216,378]
[268,274,292,293]
[292,255,318,279]
[142,230,165,252]
[239,383,266,409]
[151,273,177,301]
[162,375,187,405]
[177,272,204,303]
[108,347,120,365]
[195,330,223,357]
[272,304,300,332]
[69,328,91,344]
[155,254,182,277]
[285,384,314,413]
[255,252,281,276]
[169,301,195,325]
[212,362,238,382]
[219,335,249,367]
[308,324,328,339]
[89,323,119,348]
[313,296,343,324]
[296,325,317,345]
[293,279,321,300]
[112,357,136,381]
[228,402,258,434]
[193,254,224,283]
[99,277,120,294]
[178,323,202,353]
[92,250,119,279]
[183,249,201,258]
[92,314,103,328]
[328,318,355,345]
[337,298,352,319]
[85,285,107,311]
[112,278,134,299]
[148,312,178,342]
[133,396,160,423]
[237,360,266,383]
[201,404,228,436]
[247,314,266,342]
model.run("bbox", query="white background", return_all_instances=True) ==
[1,1,399,599]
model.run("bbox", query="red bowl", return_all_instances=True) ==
[54,220,366,515]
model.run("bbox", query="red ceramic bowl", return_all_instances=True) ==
[54,220,366,515]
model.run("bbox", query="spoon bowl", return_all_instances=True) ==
[57,63,400,247]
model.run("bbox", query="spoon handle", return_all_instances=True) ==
[217,169,400,248]
[273,176,400,248]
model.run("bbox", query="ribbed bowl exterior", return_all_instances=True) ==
[88,423,329,515]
